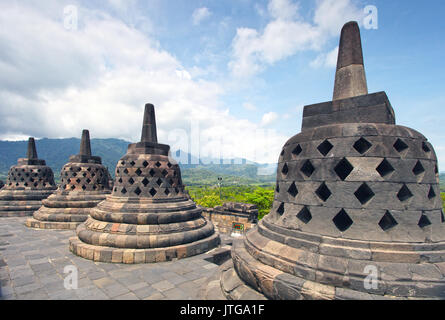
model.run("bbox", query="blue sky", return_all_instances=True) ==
[0,0,444,167]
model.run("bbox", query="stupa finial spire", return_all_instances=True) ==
[140,103,158,143]
[27,137,38,159]
[333,21,368,101]
[79,129,92,156]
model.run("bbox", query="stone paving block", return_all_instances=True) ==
[44,280,66,293]
[9,269,34,280]
[116,275,144,287]
[113,292,138,300]
[183,271,204,281]
[152,280,174,292]
[16,291,49,300]
[163,287,189,300]
[12,275,36,287]
[101,283,130,299]
[93,277,116,288]
[48,289,79,300]
[15,282,44,295]
[133,286,159,299]
[178,281,199,293]
[127,282,148,292]
[166,274,188,286]
[39,274,64,285]
[76,287,109,300]
[30,262,54,273]
[144,292,165,300]
[4,258,27,267]
[87,270,108,281]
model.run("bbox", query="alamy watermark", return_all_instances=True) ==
[363,264,379,290]
[63,5,78,31]
[64,265,78,290]
[363,5,378,30]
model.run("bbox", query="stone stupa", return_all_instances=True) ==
[26,130,111,229]
[69,104,220,263]
[0,138,57,217]
[219,22,444,300]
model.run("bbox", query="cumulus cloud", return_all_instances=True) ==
[261,112,279,126]
[310,46,338,68]
[229,0,364,77]
[192,7,211,25]
[0,2,286,163]
[243,102,257,111]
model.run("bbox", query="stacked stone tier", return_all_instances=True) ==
[26,191,109,229]
[69,196,219,263]
[227,217,445,300]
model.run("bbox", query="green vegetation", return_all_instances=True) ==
[440,173,445,192]
[182,165,275,187]
[442,193,445,211]
[186,185,274,219]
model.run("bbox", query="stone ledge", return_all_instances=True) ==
[69,232,220,264]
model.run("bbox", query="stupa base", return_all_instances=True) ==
[25,192,108,230]
[0,189,55,217]
[227,219,445,300]
[0,202,44,217]
[0,209,38,217]
[25,218,81,230]
[69,232,220,264]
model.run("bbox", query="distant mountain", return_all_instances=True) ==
[0,138,277,185]
[0,138,128,181]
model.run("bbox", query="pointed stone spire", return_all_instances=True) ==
[333,21,368,101]
[27,137,38,159]
[140,103,158,143]
[79,129,92,156]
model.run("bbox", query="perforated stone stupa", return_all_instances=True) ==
[26,130,111,229]
[0,138,56,217]
[221,22,445,300]
[69,104,220,263]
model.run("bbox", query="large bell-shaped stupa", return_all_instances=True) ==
[219,22,445,300]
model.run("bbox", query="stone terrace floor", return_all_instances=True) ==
[0,217,225,300]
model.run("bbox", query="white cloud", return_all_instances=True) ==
[0,2,286,163]
[310,46,338,68]
[229,0,364,77]
[261,112,279,126]
[267,0,299,20]
[243,102,257,111]
[192,7,211,25]
[108,0,136,11]
[254,3,267,17]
